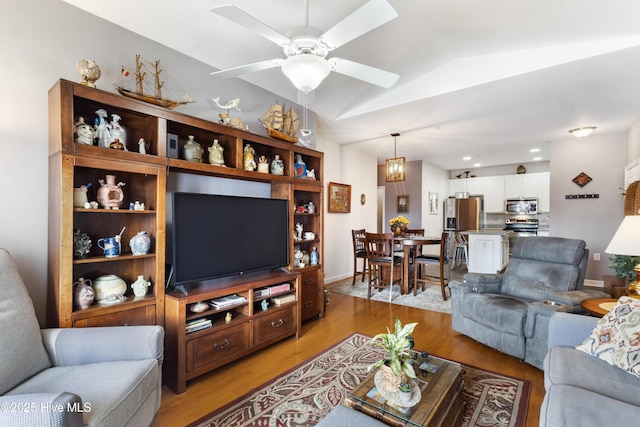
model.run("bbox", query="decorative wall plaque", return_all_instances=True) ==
[572,172,592,187]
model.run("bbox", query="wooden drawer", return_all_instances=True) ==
[253,306,296,345]
[188,322,250,371]
[300,271,321,321]
[73,305,154,327]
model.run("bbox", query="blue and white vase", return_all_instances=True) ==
[129,231,151,255]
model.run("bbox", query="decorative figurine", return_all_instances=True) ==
[307,169,316,180]
[138,138,146,154]
[218,113,229,125]
[129,231,151,255]
[307,201,316,214]
[243,144,257,171]
[257,155,269,173]
[208,139,225,166]
[261,300,269,311]
[74,117,95,145]
[190,301,208,313]
[294,154,307,178]
[73,277,94,309]
[228,116,246,130]
[109,138,125,150]
[97,174,125,209]
[293,246,304,268]
[73,184,90,208]
[94,108,111,148]
[183,135,204,162]
[271,154,284,175]
[131,275,151,297]
[76,59,101,88]
[73,229,92,259]
[225,312,232,323]
[310,247,319,266]
[109,114,126,149]
[295,223,304,241]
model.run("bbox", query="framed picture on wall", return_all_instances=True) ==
[328,182,351,213]
[397,195,409,213]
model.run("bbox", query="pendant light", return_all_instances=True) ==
[385,132,405,182]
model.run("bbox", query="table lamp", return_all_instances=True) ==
[605,215,640,298]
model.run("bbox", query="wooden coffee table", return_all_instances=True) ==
[343,355,463,427]
[581,298,618,317]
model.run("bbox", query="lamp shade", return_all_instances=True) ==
[281,54,331,94]
[385,157,405,182]
[605,216,640,256]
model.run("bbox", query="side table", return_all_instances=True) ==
[580,298,618,317]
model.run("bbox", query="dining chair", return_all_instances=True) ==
[405,228,425,257]
[412,231,451,299]
[365,232,403,302]
[351,229,368,286]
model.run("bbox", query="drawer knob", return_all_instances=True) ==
[213,339,230,350]
[271,319,284,328]
[304,279,313,285]
[304,301,314,308]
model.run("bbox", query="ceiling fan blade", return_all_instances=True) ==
[329,57,399,88]
[210,59,283,78]
[211,4,291,47]
[319,0,398,50]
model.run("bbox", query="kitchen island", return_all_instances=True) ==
[463,229,512,274]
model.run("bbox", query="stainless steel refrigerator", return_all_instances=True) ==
[444,196,484,231]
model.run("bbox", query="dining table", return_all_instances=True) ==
[394,235,441,295]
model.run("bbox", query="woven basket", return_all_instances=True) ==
[624,181,640,215]
[379,364,406,393]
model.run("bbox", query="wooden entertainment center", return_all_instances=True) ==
[47,79,324,392]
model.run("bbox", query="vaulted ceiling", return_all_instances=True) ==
[63,0,640,170]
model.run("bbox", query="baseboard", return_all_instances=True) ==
[584,278,604,289]
[324,273,353,285]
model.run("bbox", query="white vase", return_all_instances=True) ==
[93,274,127,302]
[131,275,150,297]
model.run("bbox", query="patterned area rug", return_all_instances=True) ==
[189,333,530,427]
[326,276,454,314]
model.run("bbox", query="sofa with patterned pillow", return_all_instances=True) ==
[540,298,640,426]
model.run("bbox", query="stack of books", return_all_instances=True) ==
[210,294,247,309]
[186,318,212,334]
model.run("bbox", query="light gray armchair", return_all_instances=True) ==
[449,237,608,369]
[0,248,164,427]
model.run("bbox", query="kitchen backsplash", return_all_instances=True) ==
[485,212,550,231]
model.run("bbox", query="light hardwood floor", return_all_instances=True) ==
[157,290,544,426]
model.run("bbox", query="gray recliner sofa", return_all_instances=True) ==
[449,236,608,369]
[540,312,640,426]
[0,248,164,426]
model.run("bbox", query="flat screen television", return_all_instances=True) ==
[168,192,289,291]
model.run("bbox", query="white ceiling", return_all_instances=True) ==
[63,0,640,171]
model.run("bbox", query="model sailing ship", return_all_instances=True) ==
[116,55,194,109]
[260,102,299,144]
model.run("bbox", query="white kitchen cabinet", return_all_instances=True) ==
[448,179,466,196]
[483,176,505,213]
[465,177,484,196]
[503,172,550,212]
[466,230,511,274]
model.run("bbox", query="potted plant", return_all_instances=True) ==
[389,216,409,236]
[397,382,413,405]
[368,319,418,392]
[609,255,640,284]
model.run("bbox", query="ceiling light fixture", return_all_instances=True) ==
[281,54,331,94]
[569,126,597,138]
[386,132,405,182]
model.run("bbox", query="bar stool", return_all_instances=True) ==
[451,232,468,269]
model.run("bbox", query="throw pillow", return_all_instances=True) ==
[576,296,640,377]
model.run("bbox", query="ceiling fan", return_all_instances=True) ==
[210,0,400,93]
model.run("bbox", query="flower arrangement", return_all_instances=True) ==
[389,216,409,228]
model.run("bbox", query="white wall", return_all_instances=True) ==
[317,137,378,283]
[550,132,626,280]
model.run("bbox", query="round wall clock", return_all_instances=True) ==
[516,165,526,174]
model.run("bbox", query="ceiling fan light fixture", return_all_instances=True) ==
[281,54,331,94]
[569,126,596,138]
